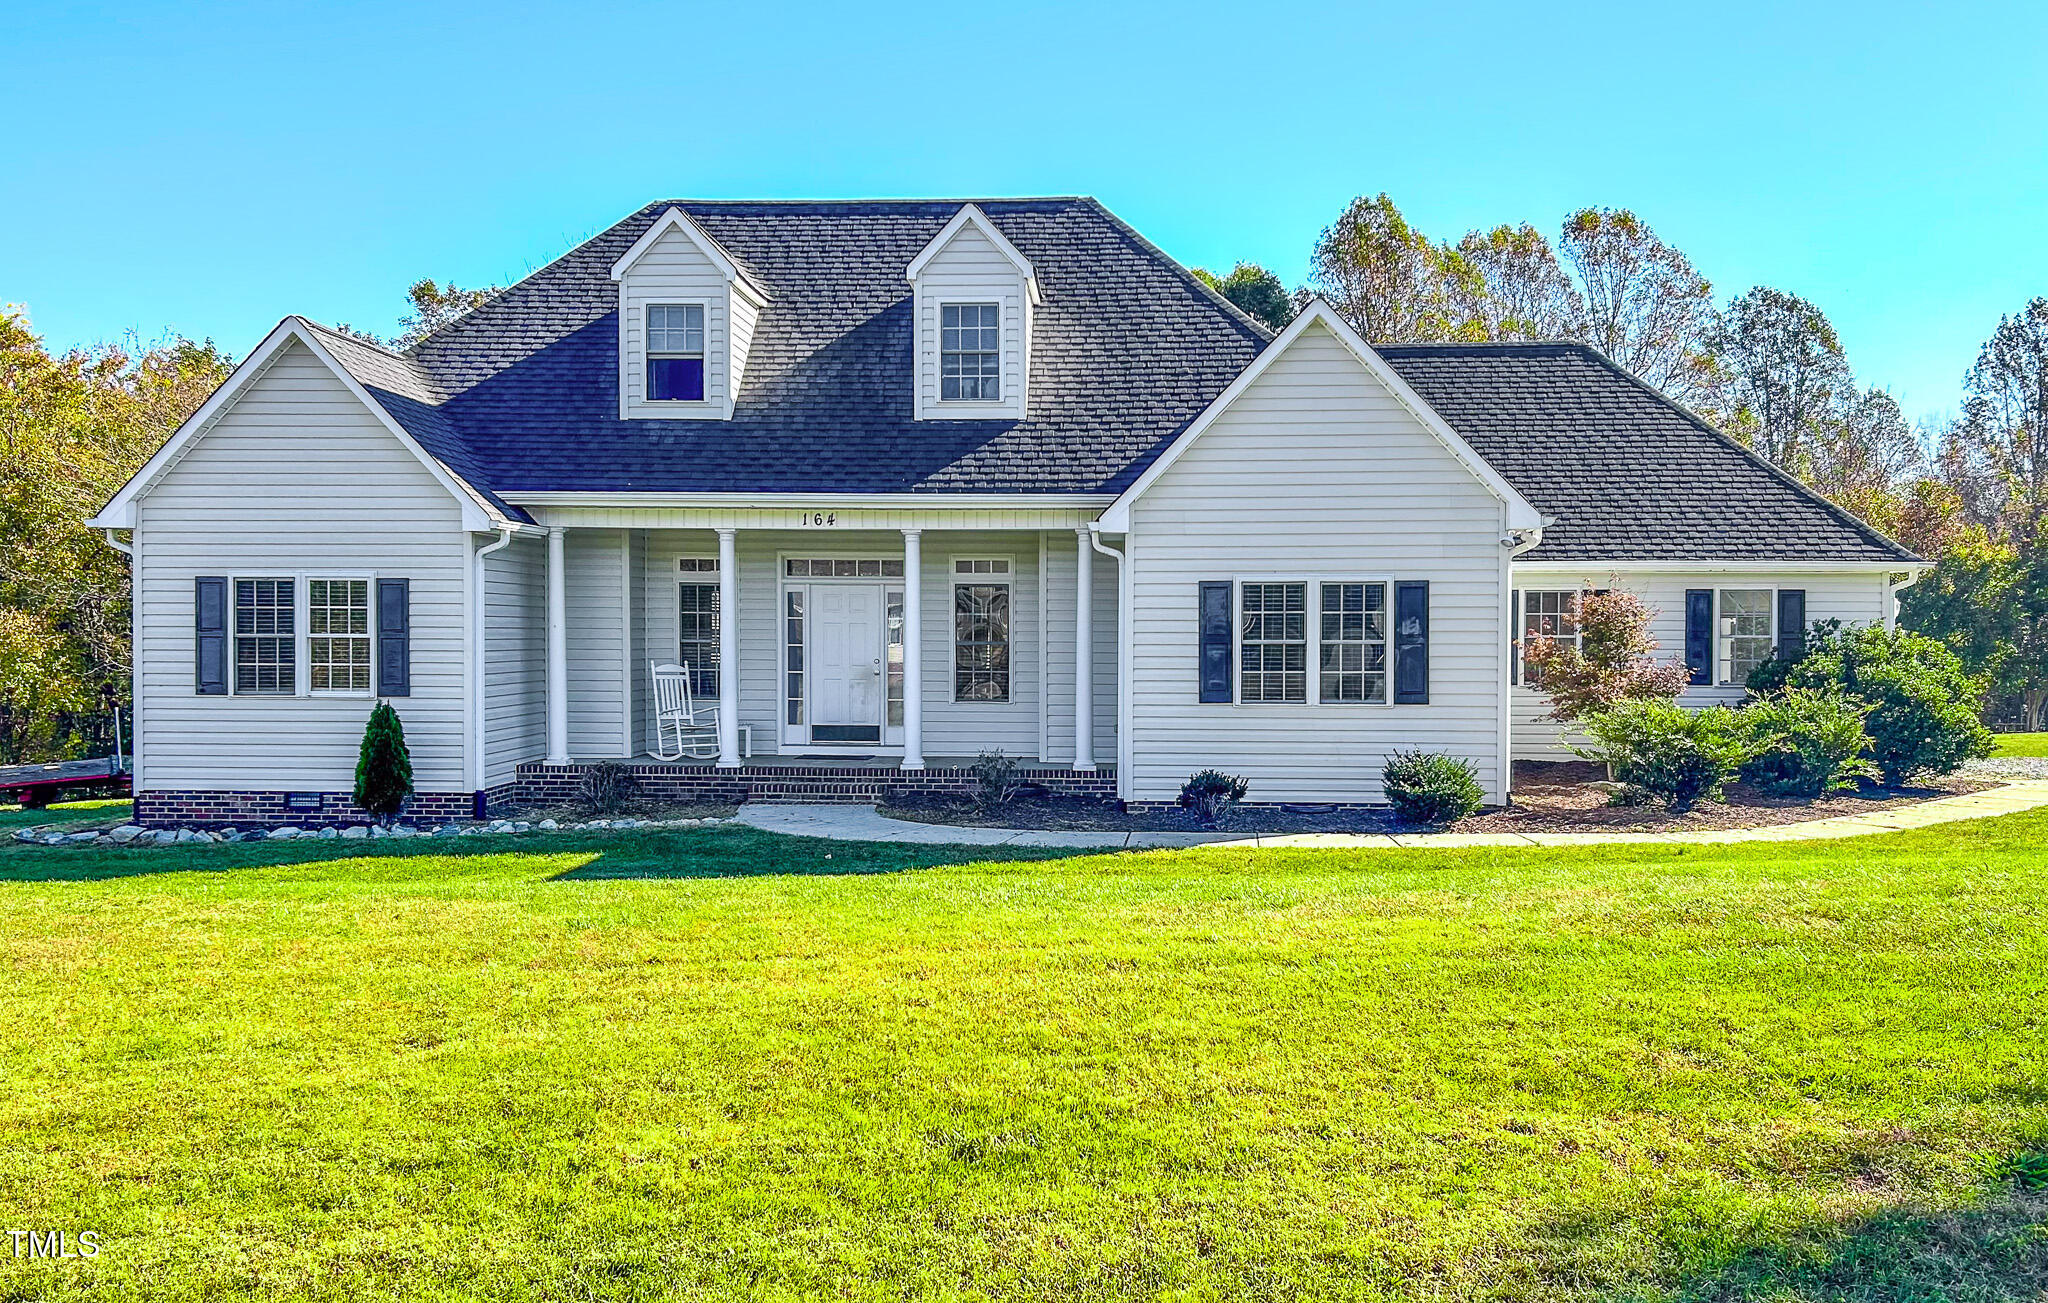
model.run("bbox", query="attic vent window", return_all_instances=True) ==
[647,304,705,402]
[940,303,1000,401]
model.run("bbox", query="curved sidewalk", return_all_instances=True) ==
[734,780,2048,850]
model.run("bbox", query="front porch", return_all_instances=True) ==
[503,506,1121,787]
[513,757,1118,806]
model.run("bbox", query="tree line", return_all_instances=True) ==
[1197,193,2048,727]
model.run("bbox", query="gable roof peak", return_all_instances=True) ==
[609,205,769,303]
[905,203,1041,304]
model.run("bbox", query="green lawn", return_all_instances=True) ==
[1991,731,2048,758]
[2,817,2045,1301]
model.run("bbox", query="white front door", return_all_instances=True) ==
[809,583,884,742]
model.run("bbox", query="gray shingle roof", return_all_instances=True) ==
[1376,343,1918,564]
[397,198,1268,496]
[301,197,1914,564]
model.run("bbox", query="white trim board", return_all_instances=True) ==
[1097,300,1543,533]
[906,204,1042,304]
[609,207,769,305]
[88,317,503,533]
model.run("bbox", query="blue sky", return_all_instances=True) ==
[4,0,2044,429]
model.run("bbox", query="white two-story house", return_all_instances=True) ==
[88,198,1924,825]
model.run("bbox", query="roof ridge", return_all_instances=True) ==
[1078,197,1275,345]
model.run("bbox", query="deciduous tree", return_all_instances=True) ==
[0,309,232,759]
[1309,194,1482,342]
[1191,263,1296,332]
[1558,208,1719,407]
[1453,223,1583,341]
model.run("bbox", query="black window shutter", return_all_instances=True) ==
[1394,581,1429,704]
[1777,589,1806,661]
[377,578,411,697]
[1685,589,1713,686]
[1508,589,1520,686]
[1197,581,1232,703]
[195,576,228,695]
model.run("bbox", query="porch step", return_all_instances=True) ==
[745,780,884,804]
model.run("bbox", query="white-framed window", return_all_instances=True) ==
[306,578,372,693]
[233,577,297,695]
[940,302,1000,401]
[1319,581,1388,704]
[1718,588,1775,685]
[953,558,1011,702]
[1520,589,1583,686]
[783,557,905,578]
[1240,581,1308,703]
[646,303,705,402]
[677,558,720,698]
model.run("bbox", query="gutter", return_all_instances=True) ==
[471,527,518,803]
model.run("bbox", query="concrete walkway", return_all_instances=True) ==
[734,780,2048,851]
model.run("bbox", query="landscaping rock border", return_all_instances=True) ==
[11,815,728,849]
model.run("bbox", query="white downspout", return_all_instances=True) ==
[103,529,136,779]
[1501,522,1550,805]
[1086,524,1126,799]
[472,527,515,803]
[1884,567,1925,631]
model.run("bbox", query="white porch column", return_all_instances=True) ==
[1073,528,1095,771]
[900,528,925,770]
[716,527,740,768]
[545,526,569,764]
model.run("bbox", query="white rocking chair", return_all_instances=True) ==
[648,661,721,761]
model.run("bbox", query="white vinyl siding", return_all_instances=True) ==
[913,223,1029,420]
[1508,569,1896,761]
[1124,319,1510,804]
[132,339,469,791]
[1040,537,1119,767]
[483,536,546,787]
[617,224,734,419]
[564,529,626,758]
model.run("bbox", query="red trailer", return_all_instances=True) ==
[0,758,132,809]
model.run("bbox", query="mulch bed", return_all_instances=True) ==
[880,761,1996,836]
[1458,761,1992,833]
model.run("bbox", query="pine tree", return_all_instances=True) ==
[354,701,413,822]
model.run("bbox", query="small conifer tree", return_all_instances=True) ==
[355,701,413,823]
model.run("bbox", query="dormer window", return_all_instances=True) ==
[940,303,1001,402]
[646,304,705,402]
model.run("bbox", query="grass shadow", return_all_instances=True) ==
[1545,1166,2048,1302]
[0,824,1112,884]
[548,824,1114,879]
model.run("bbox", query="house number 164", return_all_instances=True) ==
[799,512,837,526]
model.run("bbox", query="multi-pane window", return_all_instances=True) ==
[307,579,371,693]
[953,559,1011,701]
[678,563,720,698]
[784,590,806,725]
[646,303,705,401]
[1719,589,1775,684]
[1520,590,1582,685]
[234,578,296,695]
[1240,582,1308,703]
[1319,582,1387,703]
[940,303,1000,401]
[783,557,904,577]
[886,588,905,728]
